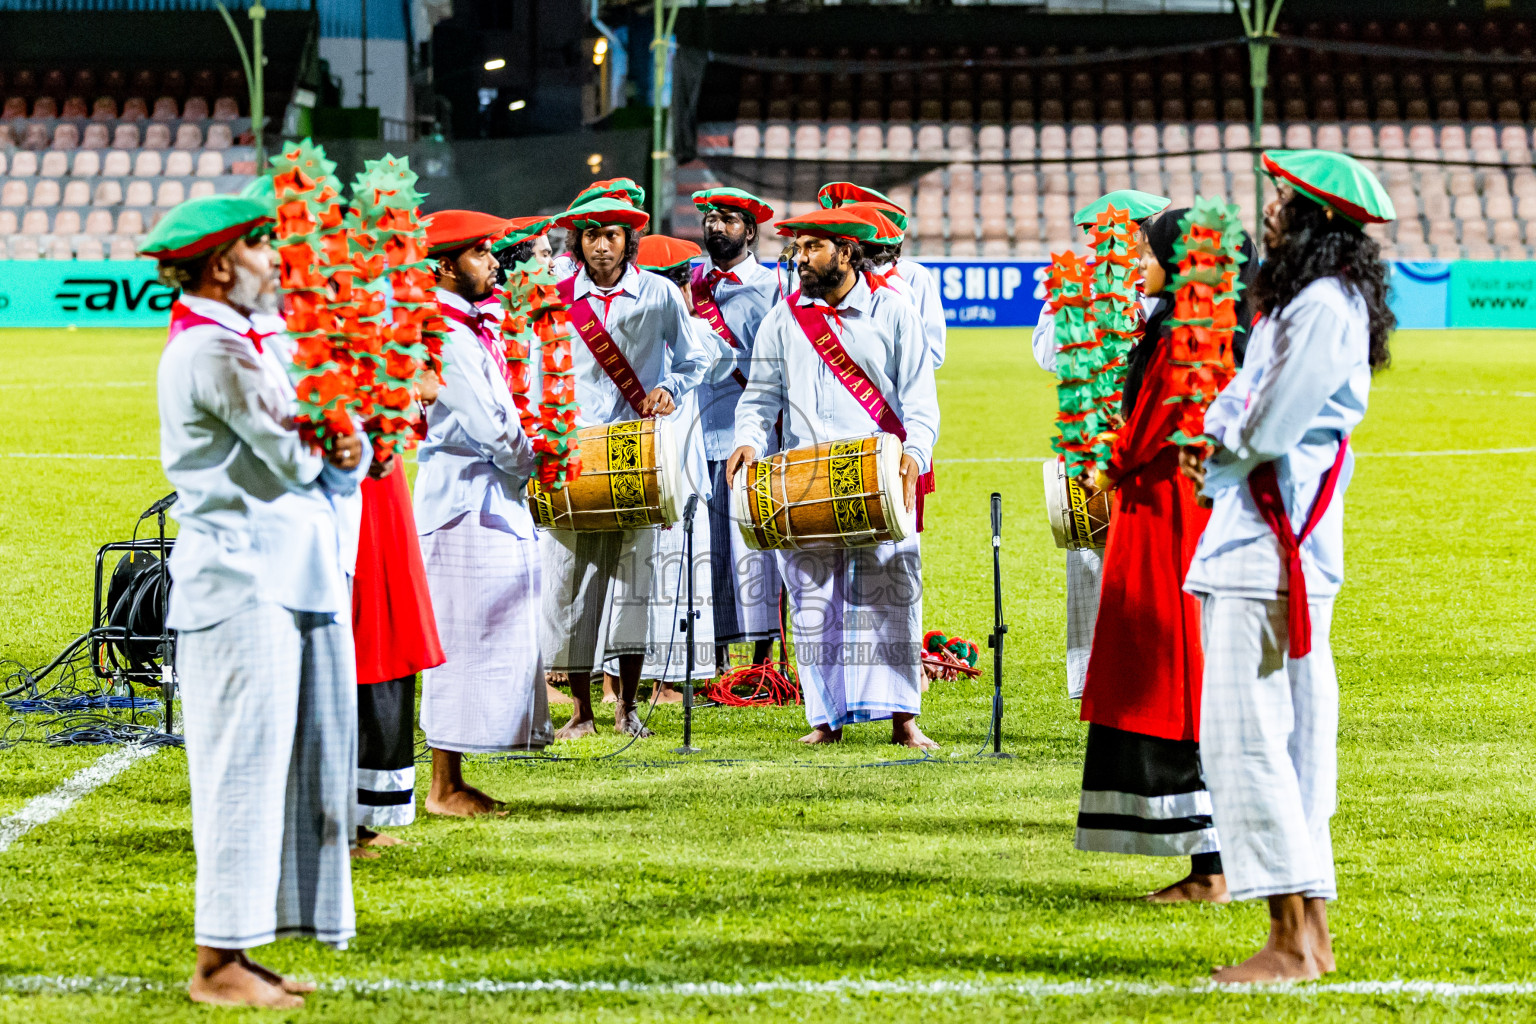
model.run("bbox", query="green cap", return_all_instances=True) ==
[238,174,277,212]
[843,201,905,244]
[1073,189,1170,227]
[692,186,775,223]
[567,177,645,210]
[138,194,274,262]
[1261,149,1396,225]
[555,196,651,232]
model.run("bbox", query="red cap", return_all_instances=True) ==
[636,234,702,273]
[422,210,513,256]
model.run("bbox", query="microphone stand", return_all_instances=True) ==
[981,492,1013,758]
[674,493,702,754]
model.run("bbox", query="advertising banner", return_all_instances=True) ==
[0,260,178,328]
[920,259,1047,329]
[1448,260,1536,328]
[1388,261,1451,330]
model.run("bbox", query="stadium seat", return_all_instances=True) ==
[1040,124,1067,158]
[109,236,138,260]
[1492,218,1523,246]
[10,150,39,177]
[165,150,194,177]
[32,96,58,118]
[116,209,145,235]
[156,180,186,207]
[886,124,914,159]
[51,123,80,150]
[122,96,148,120]
[152,96,178,119]
[92,179,123,206]
[1499,125,1529,153]
[916,124,945,156]
[1007,125,1035,159]
[1068,124,1097,160]
[61,96,88,119]
[731,124,760,157]
[174,123,203,150]
[1316,124,1345,151]
[854,124,884,159]
[108,124,139,150]
[133,151,164,177]
[206,123,234,150]
[61,180,90,206]
[53,209,81,235]
[212,96,240,120]
[30,179,61,207]
[124,180,153,206]
[977,124,1006,161]
[21,209,51,235]
[144,123,171,149]
[83,209,113,234]
[75,236,105,260]
[947,125,975,159]
[0,209,17,235]
[183,96,210,120]
[824,124,852,159]
[761,124,789,158]
[1345,124,1375,154]
[99,150,131,178]
[790,124,821,158]
[1259,123,1282,148]
[10,235,41,260]
[39,151,68,177]
[189,180,216,199]
[1,96,25,119]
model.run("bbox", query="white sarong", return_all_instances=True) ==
[641,517,718,681]
[178,603,357,949]
[707,459,783,645]
[1199,594,1339,902]
[420,512,552,752]
[780,535,923,730]
[1065,546,1102,699]
[540,527,654,673]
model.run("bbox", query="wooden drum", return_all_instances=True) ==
[732,432,914,551]
[528,418,681,531]
[1042,457,1111,550]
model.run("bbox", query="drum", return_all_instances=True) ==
[528,418,682,531]
[1042,458,1111,550]
[732,433,914,551]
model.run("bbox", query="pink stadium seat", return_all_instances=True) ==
[885,124,914,159]
[1167,172,1196,207]
[0,210,16,234]
[854,124,884,159]
[124,180,153,206]
[101,150,131,177]
[109,237,138,260]
[133,150,164,177]
[143,123,171,149]
[1068,124,1097,158]
[761,124,789,158]
[1492,219,1523,246]
[61,96,88,118]
[1486,193,1514,220]
[116,209,145,235]
[30,179,61,207]
[0,151,6,177]
[212,96,240,120]
[173,123,203,150]
[977,124,1006,161]
[1345,124,1376,154]
[192,150,224,178]
[110,124,140,150]
[51,123,80,150]
[32,96,58,118]
[824,124,852,159]
[39,151,68,177]
[9,236,41,260]
[155,180,186,207]
[165,150,194,176]
[81,123,109,150]
[1448,172,1477,197]
[1,96,25,119]
[1099,124,1128,158]
[92,179,123,206]
[1499,126,1530,153]
[1282,124,1313,149]
[1040,124,1067,157]
[791,124,822,157]
[83,209,114,234]
[10,150,38,176]
[61,180,90,206]
[188,180,216,199]
[1452,194,1482,221]
[731,124,760,157]
[1007,125,1035,159]
[91,96,118,120]
[915,124,945,156]
[1439,125,1468,152]
[20,209,50,235]
[205,122,234,150]
[1316,124,1345,151]
[152,96,179,119]
[1394,219,1425,245]
[1388,188,1418,219]
[53,208,81,234]
[947,125,975,159]
[183,96,210,120]
[121,97,148,120]
[1259,123,1282,148]
[75,236,105,260]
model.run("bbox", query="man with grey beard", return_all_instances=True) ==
[142,195,368,1010]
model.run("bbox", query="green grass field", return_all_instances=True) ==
[0,325,1533,1022]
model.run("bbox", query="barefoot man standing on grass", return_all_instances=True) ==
[1181,149,1396,983]
[726,205,939,750]
[415,211,554,816]
[145,194,368,1009]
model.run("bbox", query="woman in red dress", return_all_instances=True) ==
[1073,208,1255,902]
[351,375,446,846]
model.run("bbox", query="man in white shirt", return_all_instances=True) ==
[690,187,785,671]
[142,194,366,1009]
[816,181,946,369]
[726,206,940,749]
[1182,150,1396,984]
[544,196,709,738]
[414,211,551,815]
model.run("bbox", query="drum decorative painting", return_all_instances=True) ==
[529,418,682,531]
[1042,458,1111,550]
[732,432,914,550]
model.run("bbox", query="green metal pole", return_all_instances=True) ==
[1244,0,1284,242]
[251,2,266,167]
[651,1,666,225]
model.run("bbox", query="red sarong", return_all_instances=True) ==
[352,466,445,686]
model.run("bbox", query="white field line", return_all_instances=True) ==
[0,744,158,854]
[0,382,149,389]
[0,452,158,461]
[2,974,1535,1000]
[945,447,1536,464]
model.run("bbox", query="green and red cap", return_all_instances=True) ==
[138,194,274,262]
[774,205,884,243]
[1261,149,1396,225]
[423,210,514,256]
[567,176,645,210]
[637,234,702,274]
[818,181,899,212]
[1073,189,1169,227]
[556,196,651,232]
[490,214,557,252]
[692,186,775,223]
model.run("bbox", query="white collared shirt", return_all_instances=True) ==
[1184,275,1372,601]
[158,295,362,630]
[695,254,782,459]
[892,258,947,369]
[567,263,708,427]
[734,274,940,473]
[414,288,538,538]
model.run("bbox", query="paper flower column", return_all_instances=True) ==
[1163,197,1247,449]
[499,257,583,489]
[1045,250,1103,478]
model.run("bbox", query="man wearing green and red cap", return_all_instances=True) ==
[541,196,709,739]
[690,186,785,671]
[144,194,367,1009]
[817,182,947,369]
[725,206,940,750]
[1182,150,1396,984]
[414,211,552,816]
[550,178,647,279]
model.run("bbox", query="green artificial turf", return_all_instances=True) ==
[0,326,1533,1023]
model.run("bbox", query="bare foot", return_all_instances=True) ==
[652,682,686,704]
[546,670,569,684]
[799,725,843,744]
[615,703,652,738]
[546,681,573,706]
[237,952,317,994]
[601,673,621,705]
[1212,944,1320,985]
[1306,898,1335,974]
[188,959,303,1009]
[891,719,939,750]
[350,845,380,860]
[425,783,501,817]
[554,716,596,741]
[360,831,404,848]
[1145,872,1231,904]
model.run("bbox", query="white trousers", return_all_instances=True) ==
[779,535,923,731]
[1199,595,1339,903]
[178,603,357,949]
[1065,546,1103,699]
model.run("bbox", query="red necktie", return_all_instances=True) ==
[707,269,740,289]
[244,328,272,354]
[814,303,845,334]
[592,289,622,325]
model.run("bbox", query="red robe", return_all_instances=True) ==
[1079,332,1210,742]
[352,465,446,686]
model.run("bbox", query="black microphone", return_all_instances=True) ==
[990,492,1002,546]
[141,492,177,521]
[683,493,699,526]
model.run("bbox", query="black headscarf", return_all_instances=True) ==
[1120,207,1258,419]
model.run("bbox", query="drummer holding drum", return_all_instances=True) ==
[726,205,940,750]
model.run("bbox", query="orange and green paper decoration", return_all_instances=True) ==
[1163,197,1247,449]
[499,257,583,490]
[1044,249,1101,477]
[1085,205,1142,449]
